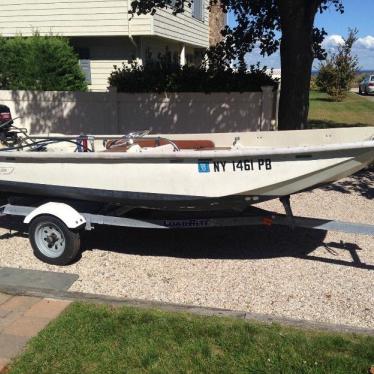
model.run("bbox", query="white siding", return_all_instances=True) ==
[70,37,137,91]
[128,13,152,35]
[0,1,210,90]
[0,0,151,37]
[89,60,123,91]
[0,0,209,45]
[83,37,204,91]
[152,0,209,48]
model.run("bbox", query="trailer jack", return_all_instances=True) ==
[280,196,295,229]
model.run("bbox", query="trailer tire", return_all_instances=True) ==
[29,215,81,265]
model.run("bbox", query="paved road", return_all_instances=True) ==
[351,88,374,101]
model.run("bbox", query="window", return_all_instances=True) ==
[370,76,374,82]
[192,0,204,21]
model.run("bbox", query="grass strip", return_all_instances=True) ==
[308,91,374,128]
[7,302,374,374]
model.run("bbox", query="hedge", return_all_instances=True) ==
[109,60,277,93]
[0,33,87,91]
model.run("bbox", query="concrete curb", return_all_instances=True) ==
[1,284,373,336]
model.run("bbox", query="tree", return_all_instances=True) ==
[0,34,87,91]
[129,0,344,130]
[316,29,359,101]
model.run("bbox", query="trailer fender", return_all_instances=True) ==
[24,202,86,229]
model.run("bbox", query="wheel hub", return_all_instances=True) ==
[45,232,59,247]
[35,222,66,258]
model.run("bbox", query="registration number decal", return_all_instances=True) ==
[198,159,272,173]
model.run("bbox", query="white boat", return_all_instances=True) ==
[0,126,373,211]
[1,118,374,265]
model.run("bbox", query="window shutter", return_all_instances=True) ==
[76,48,92,85]
[192,0,204,21]
[79,60,92,85]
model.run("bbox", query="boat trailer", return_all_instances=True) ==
[1,199,374,265]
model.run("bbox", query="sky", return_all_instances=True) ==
[230,0,374,70]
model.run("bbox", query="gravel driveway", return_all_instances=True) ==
[0,170,373,329]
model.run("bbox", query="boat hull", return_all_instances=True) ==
[0,142,373,210]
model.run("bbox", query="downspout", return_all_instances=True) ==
[127,3,137,49]
[127,3,145,65]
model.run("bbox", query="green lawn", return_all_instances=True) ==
[7,303,374,374]
[308,90,374,128]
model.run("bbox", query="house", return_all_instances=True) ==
[0,0,225,91]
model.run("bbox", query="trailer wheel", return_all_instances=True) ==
[29,215,81,265]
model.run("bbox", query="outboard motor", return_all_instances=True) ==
[0,105,18,146]
[0,105,12,128]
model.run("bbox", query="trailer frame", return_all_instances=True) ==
[1,199,373,265]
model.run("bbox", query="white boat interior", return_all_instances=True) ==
[25,126,374,154]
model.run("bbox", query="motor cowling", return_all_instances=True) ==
[0,105,18,146]
[0,104,13,131]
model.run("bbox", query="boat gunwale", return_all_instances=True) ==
[0,140,373,161]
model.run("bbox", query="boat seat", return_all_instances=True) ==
[105,139,215,152]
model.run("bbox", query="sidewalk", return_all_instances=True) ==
[0,293,70,372]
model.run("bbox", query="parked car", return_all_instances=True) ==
[359,75,374,95]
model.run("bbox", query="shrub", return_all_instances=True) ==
[0,33,87,91]
[109,55,277,93]
[310,76,318,91]
[316,29,359,101]
[354,73,366,87]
